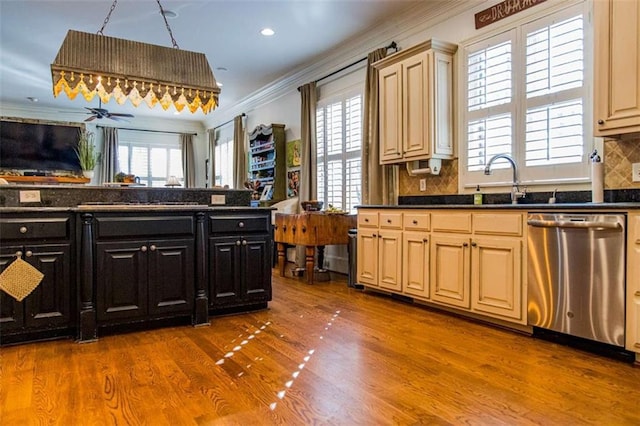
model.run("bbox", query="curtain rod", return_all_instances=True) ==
[311,41,398,86]
[212,112,246,131]
[96,125,197,136]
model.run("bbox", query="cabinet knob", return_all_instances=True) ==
[413,220,418,225]
[141,245,148,252]
[236,240,241,246]
[463,242,469,247]
[150,245,157,251]
[301,226,307,233]
[597,119,605,125]
[386,219,392,224]
[19,226,28,234]
[242,240,247,246]
[364,218,369,223]
[238,222,245,228]
[423,238,428,243]
[25,250,33,257]
[471,242,477,247]
[292,226,297,233]
[283,225,287,231]
[15,250,23,258]
[274,224,278,230]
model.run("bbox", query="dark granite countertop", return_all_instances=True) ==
[0,205,273,213]
[357,202,640,210]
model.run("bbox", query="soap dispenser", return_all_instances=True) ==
[474,185,483,205]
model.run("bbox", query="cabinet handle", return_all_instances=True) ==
[292,226,297,233]
[15,250,23,258]
[597,119,605,125]
[238,222,245,228]
[25,250,33,257]
[413,220,418,225]
[236,240,241,246]
[19,226,28,234]
[141,245,148,252]
[301,226,307,233]
[242,240,247,246]
[283,225,287,231]
[471,242,477,247]
[274,224,278,230]
[150,245,157,251]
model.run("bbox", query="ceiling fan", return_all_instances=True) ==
[83,99,134,122]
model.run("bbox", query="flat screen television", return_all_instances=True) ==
[0,120,82,172]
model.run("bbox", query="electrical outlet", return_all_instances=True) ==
[19,190,41,203]
[211,194,226,205]
[633,163,640,182]
[419,178,427,192]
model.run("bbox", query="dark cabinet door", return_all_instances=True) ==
[148,238,194,316]
[0,245,25,330]
[96,241,148,322]
[241,235,271,302]
[208,236,242,307]
[24,244,71,329]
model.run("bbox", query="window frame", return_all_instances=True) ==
[316,86,363,214]
[117,130,183,188]
[458,1,593,193]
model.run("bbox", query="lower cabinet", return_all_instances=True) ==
[96,238,194,322]
[208,213,272,310]
[430,234,471,309]
[357,208,526,326]
[627,213,640,359]
[357,211,403,291]
[0,244,72,332]
[0,213,74,343]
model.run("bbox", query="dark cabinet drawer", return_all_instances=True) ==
[95,216,195,238]
[0,217,70,240]
[209,215,270,234]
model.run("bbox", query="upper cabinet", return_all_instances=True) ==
[594,0,640,137]
[374,39,457,164]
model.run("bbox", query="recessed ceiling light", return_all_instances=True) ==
[260,28,275,36]
[162,10,178,19]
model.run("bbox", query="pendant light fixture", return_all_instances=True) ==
[50,0,220,114]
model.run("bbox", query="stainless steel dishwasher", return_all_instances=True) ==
[527,213,625,347]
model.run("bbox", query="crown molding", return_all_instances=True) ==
[204,0,486,129]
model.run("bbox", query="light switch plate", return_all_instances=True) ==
[419,178,427,191]
[633,163,640,182]
[19,190,41,203]
[211,194,226,205]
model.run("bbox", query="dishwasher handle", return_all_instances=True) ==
[527,219,622,230]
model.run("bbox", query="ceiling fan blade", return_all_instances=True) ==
[108,115,129,122]
[84,116,97,122]
[110,113,135,118]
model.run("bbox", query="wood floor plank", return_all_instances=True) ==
[2,270,640,425]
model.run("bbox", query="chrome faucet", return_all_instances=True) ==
[484,154,526,204]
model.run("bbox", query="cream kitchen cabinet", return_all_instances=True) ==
[374,39,457,164]
[357,210,402,291]
[594,0,640,137]
[627,213,640,361]
[402,212,431,299]
[427,211,525,323]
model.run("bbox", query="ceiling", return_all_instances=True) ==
[0,0,430,124]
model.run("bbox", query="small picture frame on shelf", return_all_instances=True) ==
[260,184,273,201]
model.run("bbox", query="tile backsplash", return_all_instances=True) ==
[399,136,640,196]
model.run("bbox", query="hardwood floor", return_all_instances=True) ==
[2,269,640,425]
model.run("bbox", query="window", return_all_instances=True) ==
[461,4,591,188]
[316,92,362,213]
[117,130,183,187]
[214,133,234,187]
